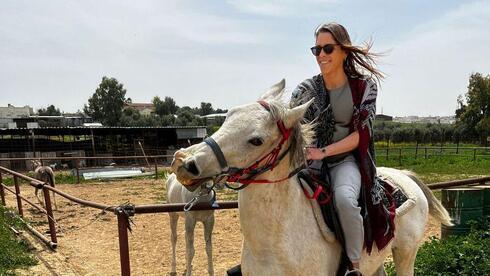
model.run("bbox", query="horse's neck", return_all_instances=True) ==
[237,157,340,273]
[238,158,319,241]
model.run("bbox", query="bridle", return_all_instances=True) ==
[203,100,302,190]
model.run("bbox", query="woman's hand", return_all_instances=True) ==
[305,147,327,160]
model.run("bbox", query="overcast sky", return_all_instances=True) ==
[1,0,489,116]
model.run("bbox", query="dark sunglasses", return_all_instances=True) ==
[310,44,339,56]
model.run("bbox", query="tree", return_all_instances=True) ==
[215,108,228,114]
[153,96,179,116]
[456,72,490,144]
[37,105,61,116]
[199,102,214,116]
[153,96,164,116]
[176,110,203,126]
[84,77,128,126]
[164,97,178,114]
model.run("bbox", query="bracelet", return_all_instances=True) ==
[321,147,327,157]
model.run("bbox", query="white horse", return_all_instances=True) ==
[171,80,453,276]
[166,173,215,276]
[31,160,58,210]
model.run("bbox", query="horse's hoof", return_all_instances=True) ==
[169,272,177,276]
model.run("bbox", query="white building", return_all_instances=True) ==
[0,104,33,128]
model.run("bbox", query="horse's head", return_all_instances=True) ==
[172,79,314,191]
[30,159,42,169]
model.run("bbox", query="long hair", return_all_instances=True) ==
[314,22,385,84]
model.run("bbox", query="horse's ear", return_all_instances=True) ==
[284,99,314,129]
[259,79,286,100]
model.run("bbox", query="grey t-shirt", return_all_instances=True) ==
[325,82,356,166]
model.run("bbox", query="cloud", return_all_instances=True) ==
[226,0,338,17]
[378,1,490,116]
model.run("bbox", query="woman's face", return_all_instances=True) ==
[315,32,347,76]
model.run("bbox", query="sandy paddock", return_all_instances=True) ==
[5,177,440,275]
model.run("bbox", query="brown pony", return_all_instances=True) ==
[31,160,57,210]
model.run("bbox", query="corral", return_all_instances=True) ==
[1,160,487,275]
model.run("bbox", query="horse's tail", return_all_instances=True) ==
[47,169,55,187]
[403,170,453,226]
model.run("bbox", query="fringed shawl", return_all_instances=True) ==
[291,74,396,254]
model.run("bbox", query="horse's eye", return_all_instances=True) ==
[248,137,263,146]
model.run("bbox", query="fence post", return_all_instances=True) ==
[117,208,131,276]
[43,188,58,245]
[14,176,23,217]
[386,147,389,160]
[0,173,5,206]
[424,147,428,159]
[415,143,418,159]
[473,148,477,161]
[398,148,402,166]
[154,157,158,180]
[75,158,80,184]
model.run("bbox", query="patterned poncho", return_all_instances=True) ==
[290,74,396,254]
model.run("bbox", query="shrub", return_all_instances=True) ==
[385,217,490,275]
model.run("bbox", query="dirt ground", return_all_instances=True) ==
[5,177,440,276]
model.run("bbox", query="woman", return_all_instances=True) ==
[290,22,395,276]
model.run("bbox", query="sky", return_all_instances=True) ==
[1,0,489,116]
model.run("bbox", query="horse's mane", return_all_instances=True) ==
[264,99,315,168]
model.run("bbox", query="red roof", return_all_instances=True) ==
[124,103,155,111]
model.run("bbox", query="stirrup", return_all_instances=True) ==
[344,268,363,276]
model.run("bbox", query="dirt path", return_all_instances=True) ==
[6,178,440,275]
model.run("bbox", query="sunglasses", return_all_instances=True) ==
[310,44,339,56]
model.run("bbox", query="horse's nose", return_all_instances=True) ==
[184,159,200,176]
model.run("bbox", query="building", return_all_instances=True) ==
[375,114,393,121]
[124,103,155,116]
[393,116,455,124]
[200,113,227,126]
[12,114,93,128]
[0,126,207,170]
[0,104,33,128]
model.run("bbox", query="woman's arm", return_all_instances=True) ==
[306,131,359,160]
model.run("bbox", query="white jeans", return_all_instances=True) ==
[329,160,363,262]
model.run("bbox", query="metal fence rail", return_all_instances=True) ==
[0,164,487,276]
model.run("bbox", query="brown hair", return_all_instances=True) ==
[314,22,385,84]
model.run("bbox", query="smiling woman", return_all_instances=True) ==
[290,22,387,275]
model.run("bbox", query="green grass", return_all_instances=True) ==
[376,150,490,183]
[0,206,38,275]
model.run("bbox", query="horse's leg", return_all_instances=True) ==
[169,213,179,276]
[35,188,44,208]
[184,214,196,276]
[203,213,215,276]
[392,245,418,276]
